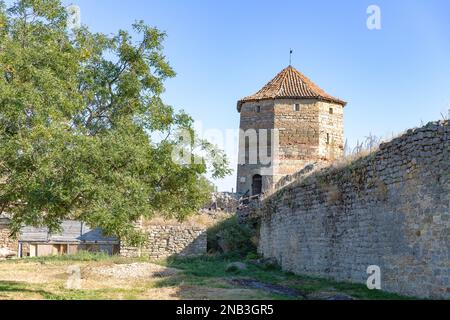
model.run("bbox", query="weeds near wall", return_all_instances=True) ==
[326,185,343,205]
[283,188,295,209]
[375,179,388,202]
[143,213,232,228]
[207,216,257,257]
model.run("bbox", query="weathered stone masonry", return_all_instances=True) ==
[246,121,449,299]
[236,66,346,196]
[0,218,18,253]
[121,224,207,259]
[1,218,206,259]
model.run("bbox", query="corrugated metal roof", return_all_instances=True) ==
[237,65,346,111]
[79,225,118,243]
[19,220,119,244]
[19,226,49,242]
[49,220,83,242]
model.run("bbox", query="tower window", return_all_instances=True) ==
[329,108,333,114]
[294,104,300,112]
[326,133,330,144]
[256,105,261,113]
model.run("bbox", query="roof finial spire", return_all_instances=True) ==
[289,49,293,66]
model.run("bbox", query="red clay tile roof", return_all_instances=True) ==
[237,65,346,111]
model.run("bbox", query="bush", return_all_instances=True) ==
[245,252,261,261]
[207,216,257,257]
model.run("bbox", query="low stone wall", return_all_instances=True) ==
[121,224,207,259]
[252,121,449,299]
[2,216,207,259]
[0,218,18,253]
[199,192,239,216]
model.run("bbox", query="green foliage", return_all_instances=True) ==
[207,216,257,257]
[225,265,240,273]
[0,0,231,245]
[0,254,416,300]
[245,252,260,260]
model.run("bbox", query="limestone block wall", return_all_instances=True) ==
[236,98,344,195]
[0,218,18,254]
[317,101,344,161]
[272,99,343,180]
[121,224,207,259]
[236,100,275,195]
[256,121,449,299]
[199,192,239,216]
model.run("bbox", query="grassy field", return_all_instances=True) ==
[0,252,413,300]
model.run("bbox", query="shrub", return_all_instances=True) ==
[225,264,240,273]
[207,216,257,257]
[245,252,260,260]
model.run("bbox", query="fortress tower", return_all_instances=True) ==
[236,65,346,196]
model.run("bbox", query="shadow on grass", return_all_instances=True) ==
[0,281,57,299]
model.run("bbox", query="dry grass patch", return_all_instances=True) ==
[87,262,180,279]
[143,212,232,229]
[0,253,413,300]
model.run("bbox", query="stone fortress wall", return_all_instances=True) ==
[274,99,344,176]
[120,223,206,259]
[240,120,449,299]
[236,98,344,196]
[236,100,276,195]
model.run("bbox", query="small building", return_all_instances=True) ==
[2,216,207,259]
[236,65,346,196]
[18,220,119,257]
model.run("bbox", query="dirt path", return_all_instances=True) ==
[0,260,279,300]
[228,278,307,299]
[228,278,355,300]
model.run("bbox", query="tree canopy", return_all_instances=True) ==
[0,0,231,245]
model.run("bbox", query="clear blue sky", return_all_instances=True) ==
[13,0,450,191]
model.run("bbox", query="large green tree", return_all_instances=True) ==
[0,0,230,244]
